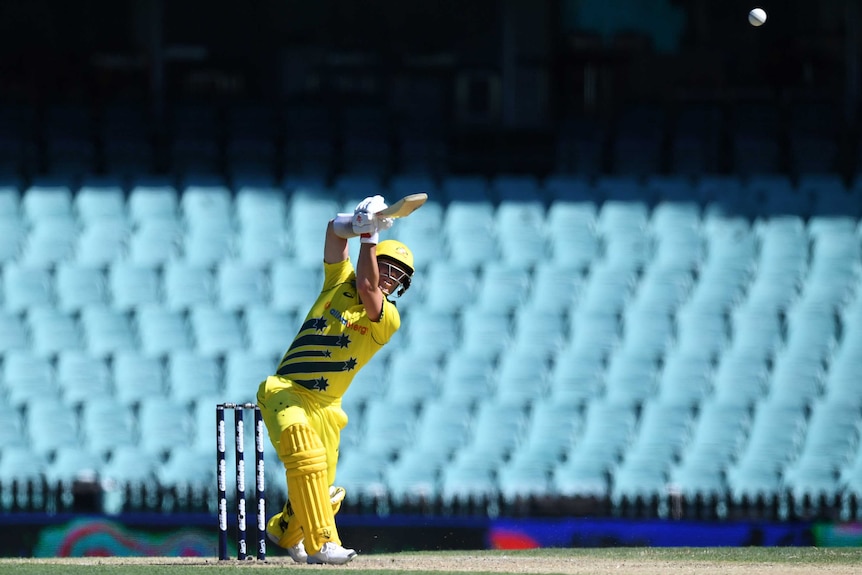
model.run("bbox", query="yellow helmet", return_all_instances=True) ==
[376,239,414,275]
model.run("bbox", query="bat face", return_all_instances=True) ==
[375,193,428,219]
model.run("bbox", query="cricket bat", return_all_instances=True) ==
[375,193,428,219]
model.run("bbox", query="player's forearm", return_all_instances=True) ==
[324,220,349,264]
[356,241,384,319]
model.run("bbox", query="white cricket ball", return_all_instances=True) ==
[748,8,767,27]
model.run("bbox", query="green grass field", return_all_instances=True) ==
[1,547,861,575]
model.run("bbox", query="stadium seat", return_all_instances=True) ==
[74,177,127,224]
[438,349,495,405]
[76,220,130,266]
[27,307,83,358]
[163,261,215,311]
[494,350,551,405]
[217,261,269,312]
[188,306,244,357]
[55,263,108,312]
[269,259,322,314]
[547,346,605,403]
[382,348,442,406]
[417,261,478,313]
[55,350,113,406]
[26,398,83,457]
[402,308,459,358]
[127,220,183,266]
[167,349,223,403]
[45,446,103,487]
[80,304,140,360]
[80,396,137,457]
[21,219,80,267]
[182,228,235,267]
[22,181,74,223]
[108,262,161,311]
[385,450,442,506]
[137,396,195,456]
[473,262,531,315]
[0,311,29,354]
[362,398,418,458]
[127,180,180,225]
[243,305,296,358]
[135,304,194,356]
[224,350,274,404]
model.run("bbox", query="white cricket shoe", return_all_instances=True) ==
[286,540,308,564]
[307,542,357,565]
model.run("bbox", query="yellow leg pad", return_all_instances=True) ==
[281,423,340,555]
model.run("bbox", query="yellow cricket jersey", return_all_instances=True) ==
[263,258,401,404]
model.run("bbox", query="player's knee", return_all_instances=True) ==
[280,423,327,475]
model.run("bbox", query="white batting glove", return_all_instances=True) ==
[353,195,389,242]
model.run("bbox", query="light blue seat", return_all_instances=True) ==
[362,398,418,458]
[624,399,694,469]
[766,352,826,407]
[3,350,58,408]
[242,305,294,358]
[235,184,288,230]
[417,261,478,313]
[667,458,727,503]
[75,178,127,224]
[270,259,322,313]
[473,262,531,314]
[21,219,80,267]
[137,397,195,456]
[189,305,244,357]
[55,262,108,313]
[494,350,551,405]
[0,217,26,263]
[26,398,82,457]
[409,399,472,463]
[0,446,49,508]
[76,220,130,266]
[439,452,498,505]
[438,349,495,405]
[167,350,223,403]
[443,200,498,267]
[100,445,161,512]
[27,307,83,358]
[385,449,442,506]
[515,397,583,463]
[224,350,274,403]
[108,262,161,311]
[383,348,441,406]
[576,262,638,317]
[566,309,621,362]
[501,304,565,358]
[182,228,235,267]
[629,265,694,315]
[527,263,584,314]
[0,183,20,219]
[163,260,215,311]
[332,448,388,502]
[619,308,675,361]
[135,304,193,356]
[602,349,660,406]
[127,220,182,266]
[0,311,29,354]
[80,396,137,457]
[127,181,180,225]
[56,350,113,407]
[547,347,605,403]
[727,304,784,362]
[235,226,290,265]
[655,348,714,406]
[610,453,670,508]
[79,306,135,358]
[340,355,388,410]
[402,308,459,358]
[678,398,751,472]
[22,182,74,223]
[217,261,269,312]
[823,344,862,406]
[498,451,554,503]
[45,446,102,492]
[111,348,167,406]
[157,445,215,502]
[711,347,770,406]
[458,305,512,361]
[180,182,234,231]
[494,199,549,268]
[551,448,612,499]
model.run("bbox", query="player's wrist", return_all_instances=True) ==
[360,231,379,244]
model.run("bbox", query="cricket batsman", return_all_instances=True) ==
[257,194,415,564]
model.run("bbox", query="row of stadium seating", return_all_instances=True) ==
[0,171,860,521]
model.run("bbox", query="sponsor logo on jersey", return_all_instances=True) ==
[328,307,368,335]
